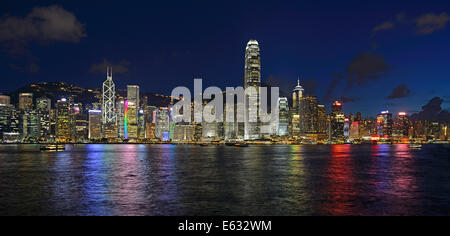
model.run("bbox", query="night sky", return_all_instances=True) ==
[1,0,449,117]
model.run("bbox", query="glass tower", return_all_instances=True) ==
[244,40,261,140]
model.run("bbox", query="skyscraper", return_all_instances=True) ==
[278,97,289,136]
[102,67,116,124]
[291,79,304,139]
[56,98,74,142]
[19,93,33,111]
[244,40,261,140]
[393,112,411,142]
[126,85,140,139]
[0,95,10,105]
[377,110,393,140]
[36,97,51,140]
[89,110,102,140]
[330,101,345,143]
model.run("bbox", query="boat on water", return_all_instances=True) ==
[199,143,209,146]
[409,144,422,149]
[40,144,65,151]
[233,143,249,147]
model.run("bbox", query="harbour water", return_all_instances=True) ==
[0,144,449,216]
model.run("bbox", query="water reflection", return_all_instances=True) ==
[0,144,449,215]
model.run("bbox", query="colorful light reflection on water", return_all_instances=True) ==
[0,144,449,216]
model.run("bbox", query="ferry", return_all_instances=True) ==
[409,143,422,149]
[40,144,66,151]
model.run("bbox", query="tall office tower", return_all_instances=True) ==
[0,104,15,140]
[75,113,89,143]
[102,67,117,139]
[350,121,360,140]
[23,110,40,141]
[127,85,140,106]
[298,96,320,141]
[36,97,51,140]
[19,93,33,110]
[156,107,170,141]
[0,95,10,105]
[317,104,327,141]
[102,67,116,124]
[244,40,261,140]
[145,106,157,140]
[393,112,411,142]
[330,101,345,142]
[377,110,393,140]
[291,79,304,139]
[126,85,140,139]
[56,98,74,142]
[277,97,289,137]
[89,110,102,140]
[344,118,350,139]
[117,99,126,138]
[138,109,146,139]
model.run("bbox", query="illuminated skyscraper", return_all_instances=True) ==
[317,104,327,140]
[36,97,51,140]
[89,110,102,140]
[102,67,116,124]
[0,104,17,141]
[56,98,74,142]
[19,93,33,111]
[244,40,261,140]
[377,110,393,140]
[277,97,289,136]
[0,95,10,105]
[393,112,411,142]
[126,85,140,139]
[291,79,304,139]
[156,107,170,141]
[117,99,126,138]
[330,101,345,142]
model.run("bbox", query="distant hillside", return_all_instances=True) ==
[7,82,172,108]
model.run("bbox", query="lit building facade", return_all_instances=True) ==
[102,67,117,125]
[291,79,304,139]
[89,110,102,140]
[330,101,345,142]
[0,95,10,105]
[19,93,33,111]
[56,98,74,142]
[36,97,51,140]
[244,40,261,140]
[377,111,393,140]
[278,97,289,137]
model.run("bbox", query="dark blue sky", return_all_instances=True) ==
[1,0,449,116]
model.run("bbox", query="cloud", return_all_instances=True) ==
[346,52,390,86]
[387,84,411,99]
[9,62,40,73]
[323,52,390,102]
[324,75,342,102]
[338,96,360,103]
[372,13,406,34]
[416,12,450,35]
[410,97,450,122]
[0,5,86,55]
[373,21,395,32]
[89,59,131,75]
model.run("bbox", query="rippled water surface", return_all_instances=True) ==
[0,144,449,216]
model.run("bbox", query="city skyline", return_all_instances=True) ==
[0,1,449,117]
[2,0,450,219]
